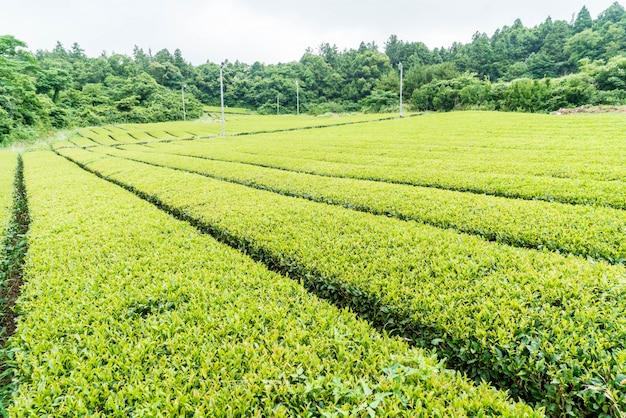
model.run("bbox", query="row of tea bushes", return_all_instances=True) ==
[0,151,17,241]
[50,114,397,151]
[141,112,626,209]
[58,147,626,416]
[6,150,538,416]
[154,138,626,210]
[176,112,626,183]
[97,145,626,264]
[0,150,18,280]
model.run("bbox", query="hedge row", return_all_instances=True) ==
[0,151,17,240]
[58,147,626,417]
[0,150,19,410]
[97,145,626,264]
[6,150,538,416]
[0,150,18,279]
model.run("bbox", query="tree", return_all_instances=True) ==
[539,19,573,75]
[108,54,138,78]
[191,62,221,104]
[154,48,174,64]
[410,73,478,111]
[77,56,113,85]
[300,52,342,101]
[338,47,392,102]
[147,61,183,88]
[525,52,556,78]
[549,74,595,108]
[504,78,552,112]
[69,43,86,62]
[318,43,339,68]
[384,35,435,67]
[36,68,71,102]
[404,62,459,94]
[600,22,626,59]
[133,46,152,71]
[596,2,626,27]
[173,48,191,78]
[467,32,494,79]
[585,54,626,90]
[565,29,603,65]
[361,89,398,112]
[51,41,69,60]
[573,6,593,33]
[127,72,161,102]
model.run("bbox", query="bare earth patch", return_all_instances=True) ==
[551,105,626,114]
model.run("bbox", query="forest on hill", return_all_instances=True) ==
[1,2,626,145]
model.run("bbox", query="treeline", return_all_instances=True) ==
[398,2,626,112]
[1,2,626,145]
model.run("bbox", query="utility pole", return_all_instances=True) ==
[220,63,225,136]
[181,84,186,121]
[296,80,300,115]
[398,62,403,117]
[277,93,280,115]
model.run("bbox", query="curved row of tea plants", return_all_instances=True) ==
[0,151,19,409]
[178,112,626,183]
[94,145,626,264]
[0,151,18,411]
[139,112,626,209]
[57,147,626,417]
[151,138,626,210]
[6,150,539,416]
[51,114,401,151]
[0,151,18,279]
[194,113,399,138]
[59,112,626,185]
[54,123,215,150]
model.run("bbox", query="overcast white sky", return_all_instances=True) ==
[0,0,621,65]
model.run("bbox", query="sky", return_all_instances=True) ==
[1,0,621,65]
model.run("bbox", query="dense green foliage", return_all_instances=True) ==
[5,150,539,416]
[2,3,626,144]
[389,2,626,111]
[0,39,204,146]
[52,111,626,416]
